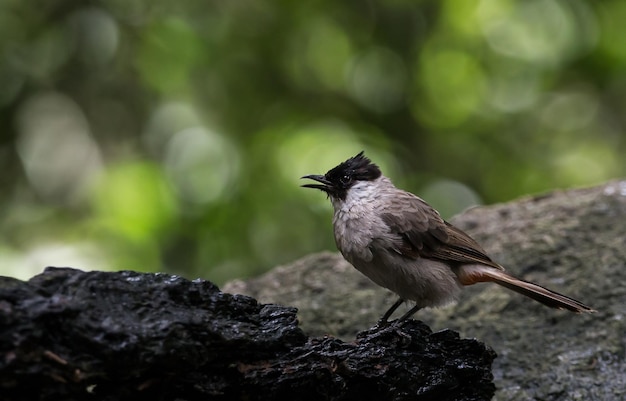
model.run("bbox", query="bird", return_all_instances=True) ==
[301,151,595,324]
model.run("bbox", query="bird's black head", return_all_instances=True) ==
[301,151,382,199]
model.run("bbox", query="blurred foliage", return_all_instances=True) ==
[0,0,625,283]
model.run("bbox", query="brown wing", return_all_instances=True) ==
[381,192,503,270]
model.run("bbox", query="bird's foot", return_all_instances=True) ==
[359,318,412,344]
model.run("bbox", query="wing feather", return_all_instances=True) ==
[381,192,503,270]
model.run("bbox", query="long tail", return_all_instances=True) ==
[457,265,596,313]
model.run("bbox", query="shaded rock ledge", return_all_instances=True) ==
[0,267,495,401]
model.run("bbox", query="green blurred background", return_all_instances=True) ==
[1,0,625,284]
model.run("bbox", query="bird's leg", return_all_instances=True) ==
[378,298,404,325]
[366,300,421,342]
[395,304,422,324]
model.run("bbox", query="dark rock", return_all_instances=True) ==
[0,267,496,401]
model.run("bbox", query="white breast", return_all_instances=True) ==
[331,178,395,263]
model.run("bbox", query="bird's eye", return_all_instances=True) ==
[340,175,352,186]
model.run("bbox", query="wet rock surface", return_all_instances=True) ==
[226,180,626,401]
[0,267,495,401]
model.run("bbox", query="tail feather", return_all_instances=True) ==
[458,265,595,313]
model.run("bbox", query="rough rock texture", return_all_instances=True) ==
[225,180,626,401]
[0,267,496,401]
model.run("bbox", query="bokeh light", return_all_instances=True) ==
[15,92,103,205]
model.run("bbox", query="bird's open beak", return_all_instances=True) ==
[301,175,333,192]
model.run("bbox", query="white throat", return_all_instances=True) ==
[330,176,393,213]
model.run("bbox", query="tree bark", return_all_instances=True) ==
[0,267,495,401]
